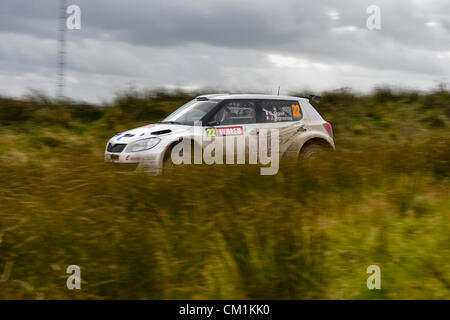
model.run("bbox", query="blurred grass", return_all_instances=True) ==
[0,88,449,299]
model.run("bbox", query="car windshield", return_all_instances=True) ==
[160,100,218,125]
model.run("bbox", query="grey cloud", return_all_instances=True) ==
[0,0,449,102]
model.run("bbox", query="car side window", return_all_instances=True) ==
[257,100,303,123]
[213,100,256,125]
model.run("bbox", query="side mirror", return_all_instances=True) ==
[207,120,219,126]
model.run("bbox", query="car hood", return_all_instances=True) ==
[108,123,191,144]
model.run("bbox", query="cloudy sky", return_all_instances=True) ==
[0,0,449,102]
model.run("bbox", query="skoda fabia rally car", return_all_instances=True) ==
[105,94,335,174]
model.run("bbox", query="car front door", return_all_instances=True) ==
[205,99,258,164]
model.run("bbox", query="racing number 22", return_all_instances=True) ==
[206,128,216,137]
[292,104,302,117]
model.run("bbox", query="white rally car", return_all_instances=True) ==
[105,94,334,174]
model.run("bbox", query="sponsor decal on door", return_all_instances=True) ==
[216,126,243,136]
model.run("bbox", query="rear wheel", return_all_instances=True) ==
[299,143,327,163]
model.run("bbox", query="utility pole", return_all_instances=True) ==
[56,0,67,100]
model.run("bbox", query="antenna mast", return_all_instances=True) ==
[56,0,67,100]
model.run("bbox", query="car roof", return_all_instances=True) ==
[196,93,309,101]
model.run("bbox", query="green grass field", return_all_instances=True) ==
[0,89,448,299]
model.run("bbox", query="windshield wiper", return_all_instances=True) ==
[158,120,183,125]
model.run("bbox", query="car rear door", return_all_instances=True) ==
[254,99,306,155]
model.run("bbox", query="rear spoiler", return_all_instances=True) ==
[301,95,321,103]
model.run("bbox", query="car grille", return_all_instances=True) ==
[107,143,127,153]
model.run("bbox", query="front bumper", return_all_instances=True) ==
[104,150,164,174]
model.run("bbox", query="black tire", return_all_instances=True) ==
[162,140,196,175]
[162,144,176,175]
[299,143,327,163]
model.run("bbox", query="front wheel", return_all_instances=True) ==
[162,145,176,175]
[162,140,196,175]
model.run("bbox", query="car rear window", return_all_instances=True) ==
[257,100,302,123]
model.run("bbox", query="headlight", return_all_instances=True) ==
[126,137,161,152]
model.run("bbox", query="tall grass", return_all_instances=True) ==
[0,89,448,299]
